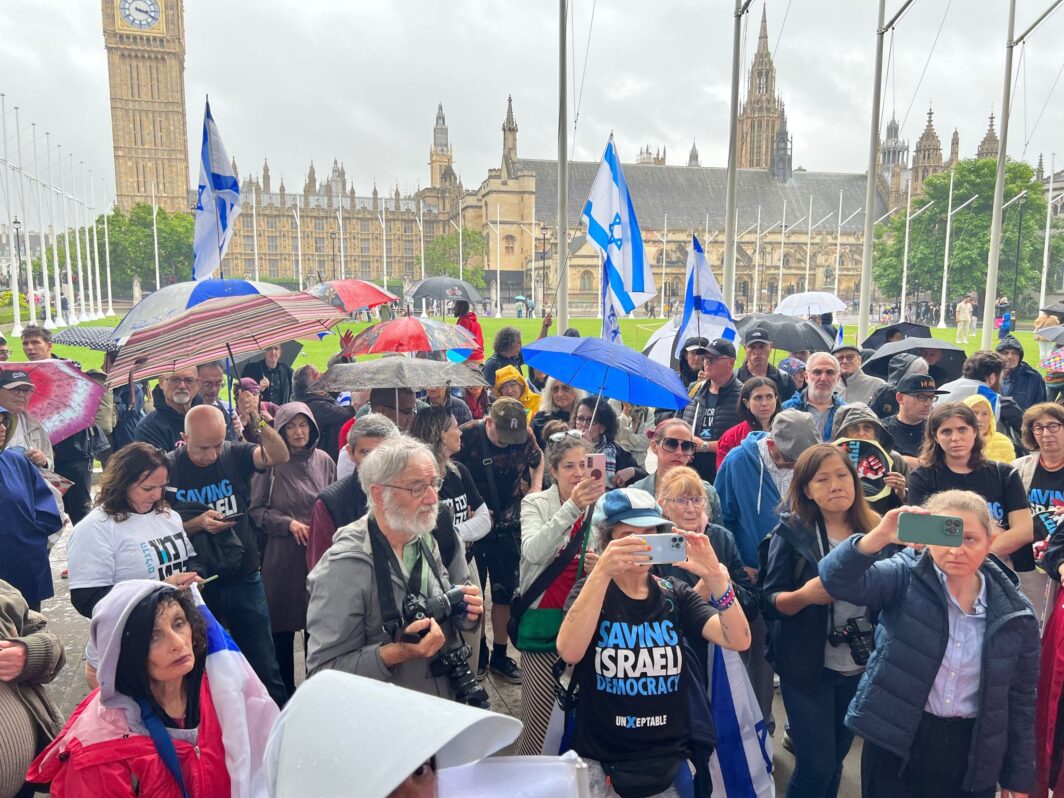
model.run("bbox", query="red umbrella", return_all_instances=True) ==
[4,360,105,445]
[305,279,397,313]
[347,316,477,355]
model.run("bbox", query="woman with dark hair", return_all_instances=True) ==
[762,444,882,798]
[515,433,602,756]
[907,402,1032,559]
[556,487,750,796]
[715,376,780,468]
[28,581,245,795]
[820,491,1039,798]
[68,442,201,619]
[574,397,644,487]
[482,326,524,387]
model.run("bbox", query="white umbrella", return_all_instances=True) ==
[641,317,734,369]
[775,291,847,317]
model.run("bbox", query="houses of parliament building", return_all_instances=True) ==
[104,0,1034,310]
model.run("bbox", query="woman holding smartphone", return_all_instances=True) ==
[762,444,881,798]
[820,490,1039,798]
[574,397,644,488]
[907,402,1032,560]
[557,487,750,797]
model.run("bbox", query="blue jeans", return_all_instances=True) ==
[780,668,861,798]
[202,571,288,707]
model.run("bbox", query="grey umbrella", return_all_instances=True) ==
[52,325,121,353]
[411,277,484,303]
[312,358,487,392]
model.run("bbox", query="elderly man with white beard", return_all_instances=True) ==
[305,436,485,701]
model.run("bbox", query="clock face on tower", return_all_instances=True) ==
[118,0,161,30]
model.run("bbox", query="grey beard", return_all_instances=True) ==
[172,390,191,405]
[380,496,438,542]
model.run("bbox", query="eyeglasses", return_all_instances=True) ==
[666,496,707,508]
[167,377,199,385]
[3,385,35,394]
[659,436,695,454]
[1032,422,1063,435]
[549,429,584,443]
[381,477,444,498]
[836,353,859,363]
[574,415,593,427]
[200,381,223,390]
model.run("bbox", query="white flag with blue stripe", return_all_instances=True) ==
[835,324,845,349]
[582,137,655,321]
[601,257,623,344]
[192,586,277,797]
[673,235,737,358]
[193,99,241,281]
[709,646,775,797]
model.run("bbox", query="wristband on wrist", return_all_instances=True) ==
[708,582,736,611]
[257,418,268,430]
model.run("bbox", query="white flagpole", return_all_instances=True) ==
[495,203,501,318]
[658,214,668,318]
[834,190,843,298]
[152,182,161,290]
[777,200,787,307]
[805,195,814,292]
[753,206,762,313]
[102,183,114,316]
[556,0,569,331]
[14,108,38,324]
[294,202,304,291]
[45,133,64,326]
[252,185,260,281]
[418,199,426,316]
[1039,154,1056,310]
[59,148,75,323]
[31,123,54,328]
[1,94,21,335]
[336,205,345,280]
[70,155,86,322]
[80,163,97,319]
[90,169,104,317]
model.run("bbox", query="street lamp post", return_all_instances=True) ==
[291,204,303,291]
[12,219,24,320]
[448,218,463,282]
[329,231,337,280]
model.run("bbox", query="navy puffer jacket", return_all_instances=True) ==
[820,537,1039,793]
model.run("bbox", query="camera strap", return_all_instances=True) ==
[369,516,448,639]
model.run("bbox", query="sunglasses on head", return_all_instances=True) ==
[549,429,584,443]
[659,436,695,454]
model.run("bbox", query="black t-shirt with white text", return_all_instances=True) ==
[1026,463,1064,570]
[167,442,263,576]
[881,415,926,457]
[440,461,484,528]
[563,576,713,765]
[454,421,541,527]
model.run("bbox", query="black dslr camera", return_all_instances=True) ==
[398,587,490,710]
[828,616,875,667]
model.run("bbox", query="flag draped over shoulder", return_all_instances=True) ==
[191,586,277,797]
[582,137,654,338]
[673,235,737,358]
[708,646,775,797]
[193,99,241,281]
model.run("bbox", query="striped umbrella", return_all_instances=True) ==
[346,316,477,356]
[105,293,346,386]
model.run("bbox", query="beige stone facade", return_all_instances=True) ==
[101,0,190,213]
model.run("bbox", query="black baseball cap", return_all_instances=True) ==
[683,336,711,353]
[705,338,737,359]
[897,374,947,395]
[0,369,33,389]
[744,329,773,346]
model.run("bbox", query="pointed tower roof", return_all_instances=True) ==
[503,95,518,132]
[976,111,999,160]
[688,140,700,167]
[759,2,769,48]
[436,102,446,126]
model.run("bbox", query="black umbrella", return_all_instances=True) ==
[735,313,834,354]
[52,325,121,353]
[411,277,484,303]
[861,322,933,351]
[1041,302,1064,316]
[862,338,966,383]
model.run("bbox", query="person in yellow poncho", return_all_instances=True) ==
[493,365,541,424]
[963,393,1017,463]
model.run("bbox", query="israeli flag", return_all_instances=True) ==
[835,324,845,349]
[193,98,241,281]
[708,646,775,797]
[601,261,623,344]
[673,235,737,359]
[191,585,277,797]
[582,137,655,319]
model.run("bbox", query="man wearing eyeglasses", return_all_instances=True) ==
[0,332,9,361]
[881,374,946,468]
[307,437,484,702]
[680,338,744,483]
[197,361,238,443]
[833,343,885,406]
[780,352,846,442]
[0,369,53,471]
[134,367,203,453]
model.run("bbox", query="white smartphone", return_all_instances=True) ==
[641,532,688,565]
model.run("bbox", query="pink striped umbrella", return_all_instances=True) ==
[4,360,105,445]
[106,293,347,386]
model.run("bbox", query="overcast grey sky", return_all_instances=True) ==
[3,0,1063,211]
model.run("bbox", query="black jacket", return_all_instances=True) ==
[242,359,294,405]
[736,362,796,403]
[133,403,187,453]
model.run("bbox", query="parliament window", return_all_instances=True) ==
[404,241,414,257]
[504,235,516,256]
[315,237,325,254]
[314,218,325,231]
[268,259,279,279]
[579,271,593,292]
[361,240,370,256]
[243,235,254,250]
[403,222,414,234]
[360,220,370,233]
[267,236,278,253]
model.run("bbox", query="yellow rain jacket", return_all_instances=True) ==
[963,394,1016,463]
[493,365,541,424]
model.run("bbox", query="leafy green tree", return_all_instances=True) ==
[872,159,1046,307]
[41,203,194,294]
[424,228,487,290]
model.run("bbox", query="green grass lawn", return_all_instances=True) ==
[2,314,1048,374]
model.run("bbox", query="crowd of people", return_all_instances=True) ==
[0,308,1063,798]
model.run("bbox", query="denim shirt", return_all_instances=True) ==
[926,563,987,719]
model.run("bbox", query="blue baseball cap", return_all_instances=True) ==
[593,488,674,530]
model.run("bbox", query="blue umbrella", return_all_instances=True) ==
[112,279,292,342]
[523,336,690,410]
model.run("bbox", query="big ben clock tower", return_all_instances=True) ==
[102,0,190,213]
